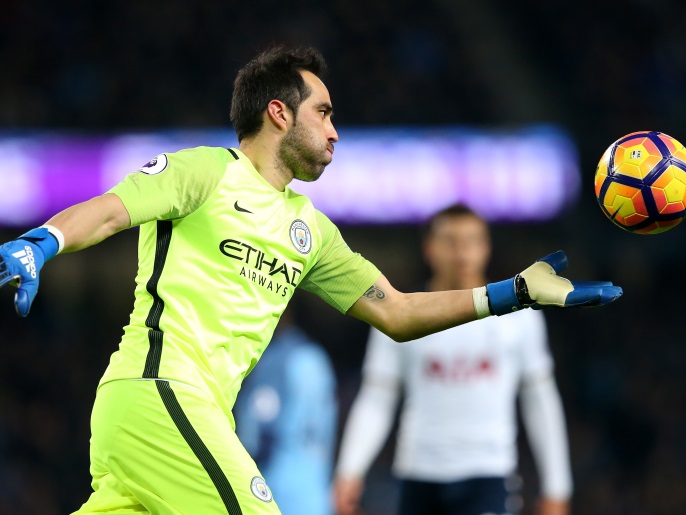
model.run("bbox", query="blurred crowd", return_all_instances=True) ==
[2,0,686,514]
[3,0,686,141]
[0,0,486,128]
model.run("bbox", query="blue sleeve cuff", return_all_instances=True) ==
[486,277,522,316]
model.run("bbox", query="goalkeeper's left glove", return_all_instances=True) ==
[0,226,63,317]
[474,250,623,317]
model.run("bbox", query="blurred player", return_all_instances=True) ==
[0,46,619,514]
[335,205,572,515]
[235,307,337,515]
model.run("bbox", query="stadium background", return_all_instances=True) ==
[2,0,686,513]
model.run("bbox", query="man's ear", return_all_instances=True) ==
[265,99,293,132]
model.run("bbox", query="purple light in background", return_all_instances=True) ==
[0,127,579,226]
[0,139,48,225]
[296,128,580,223]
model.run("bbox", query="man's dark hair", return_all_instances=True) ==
[423,204,486,238]
[230,46,328,142]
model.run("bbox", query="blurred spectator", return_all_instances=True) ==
[234,307,337,515]
[334,205,572,515]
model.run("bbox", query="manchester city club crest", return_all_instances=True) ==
[289,219,311,254]
[250,476,273,502]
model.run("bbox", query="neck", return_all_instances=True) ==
[427,274,486,292]
[238,137,293,192]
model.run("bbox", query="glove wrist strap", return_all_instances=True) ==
[472,287,491,319]
[485,278,523,316]
[42,225,65,254]
[18,227,60,262]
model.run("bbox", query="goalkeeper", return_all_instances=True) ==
[0,46,621,515]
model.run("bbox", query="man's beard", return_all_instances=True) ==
[277,121,330,182]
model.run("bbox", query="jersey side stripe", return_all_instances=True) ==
[143,220,173,378]
[156,380,243,514]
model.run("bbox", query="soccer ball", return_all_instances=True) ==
[594,131,686,234]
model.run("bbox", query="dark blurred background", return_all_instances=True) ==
[2,0,686,514]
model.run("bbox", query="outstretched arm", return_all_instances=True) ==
[45,193,131,252]
[348,274,478,342]
[349,251,622,342]
[0,146,229,317]
[0,193,131,316]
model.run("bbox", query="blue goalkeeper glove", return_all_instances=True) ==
[0,227,62,317]
[479,251,623,316]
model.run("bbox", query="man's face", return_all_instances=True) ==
[424,215,491,282]
[278,70,338,182]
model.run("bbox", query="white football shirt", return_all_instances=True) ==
[363,308,551,481]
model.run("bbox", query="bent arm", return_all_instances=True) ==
[45,193,131,253]
[347,274,478,342]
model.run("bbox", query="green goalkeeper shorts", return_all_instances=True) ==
[73,378,281,514]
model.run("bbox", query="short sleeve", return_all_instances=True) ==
[108,146,230,227]
[517,309,554,382]
[362,327,403,383]
[298,211,381,313]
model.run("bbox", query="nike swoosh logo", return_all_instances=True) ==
[234,201,253,214]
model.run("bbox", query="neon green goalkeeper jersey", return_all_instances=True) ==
[101,147,380,425]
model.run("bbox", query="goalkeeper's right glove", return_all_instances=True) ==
[473,251,623,318]
[0,226,63,317]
